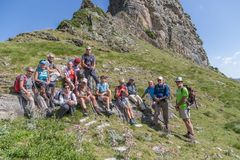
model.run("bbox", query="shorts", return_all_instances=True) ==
[48,81,56,88]
[179,108,190,119]
[35,81,47,89]
[118,98,131,109]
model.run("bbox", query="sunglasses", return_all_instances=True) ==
[27,71,34,73]
[65,87,70,89]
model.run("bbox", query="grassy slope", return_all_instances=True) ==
[0,39,240,160]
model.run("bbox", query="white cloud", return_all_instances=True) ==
[210,51,240,78]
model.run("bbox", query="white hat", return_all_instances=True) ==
[86,46,91,50]
[175,77,183,82]
[157,76,163,80]
[82,78,88,83]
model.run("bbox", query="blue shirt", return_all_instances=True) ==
[154,84,170,98]
[97,82,109,93]
[144,86,155,99]
[37,68,48,82]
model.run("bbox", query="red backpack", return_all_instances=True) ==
[13,75,27,93]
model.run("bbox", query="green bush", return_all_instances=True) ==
[145,29,157,39]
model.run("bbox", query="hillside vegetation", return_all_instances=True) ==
[0,38,240,159]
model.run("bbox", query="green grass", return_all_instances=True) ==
[0,36,240,159]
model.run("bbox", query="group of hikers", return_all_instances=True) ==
[15,46,195,139]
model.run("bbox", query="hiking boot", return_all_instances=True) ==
[129,118,136,125]
[95,107,102,116]
[185,133,194,140]
[83,112,89,117]
[110,103,115,110]
[183,132,191,138]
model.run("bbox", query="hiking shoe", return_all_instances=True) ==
[185,133,195,140]
[110,103,115,110]
[183,132,191,138]
[83,112,89,117]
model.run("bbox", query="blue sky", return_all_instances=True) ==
[0,0,240,78]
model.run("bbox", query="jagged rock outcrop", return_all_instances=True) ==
[108,0,209,66]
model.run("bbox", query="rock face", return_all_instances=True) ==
[0,94,24,120]
[108,0,209,66]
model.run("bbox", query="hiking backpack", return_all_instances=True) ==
[13,75,27,93]
[182,85,198,109]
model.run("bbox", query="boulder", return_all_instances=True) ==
[0,94,24,120]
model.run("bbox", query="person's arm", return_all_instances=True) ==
[81,56,89,69]
[46,71,50,84]
[70,93,77,105]
[141,88,148,98]
[59,94,65,106]
[92,55,96,70]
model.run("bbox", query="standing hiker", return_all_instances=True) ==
[175,77,195,139]
[81,46,99,88]
[153,76,170,130]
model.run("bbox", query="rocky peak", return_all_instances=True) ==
[108,0,209,66]
[81,0,95,9]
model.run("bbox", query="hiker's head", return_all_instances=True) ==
[47,53,55,62]
[26,67,34,76]
[157,76,164,84]
[175,77,183,87]
[100,75,108,83]
[63,84,71,93]
[128,78,134,84]
[148,80,154,86]
[119,78,125,86]
[81,78,88,86]
[67,61,73,68]
[39,60,47,69]
[74,58,81,65]
[86,46,92,54]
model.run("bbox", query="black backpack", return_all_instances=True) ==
[182,85,198,109]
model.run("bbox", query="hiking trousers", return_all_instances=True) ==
[83,69,99,86]
[153,100,169,126]
[58,104,76,119]
[128,94,146,110]
[21,93,37,118]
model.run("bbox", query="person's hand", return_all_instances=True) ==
[26,91,31,97]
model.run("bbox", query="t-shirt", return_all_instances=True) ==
[20,75,34,92]
[82,54,95,68]
[59,91,77,106]
[115,85,128,98]
[46,60,56,70]
[97,82,109,93]
[77,86,91,97]
[176,87,189,110]
[65,68,75,81]
[144,86,155,99]
[154,84,170,98]
[37,68,48,82]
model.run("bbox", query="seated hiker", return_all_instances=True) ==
[81,46,99,88]
[34,60,50,99]
[19,67,37,118]
[96,75,114,113]
[52,88,63,106]
[57,84,77,118]
[142,80,156,109]
[73,57,84,81]
[153,76,170,130]
[45,53,61,97]
[115,78,136,125]
[64,61,78,90]
[75,78,101,116]
[126,78,145,110]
